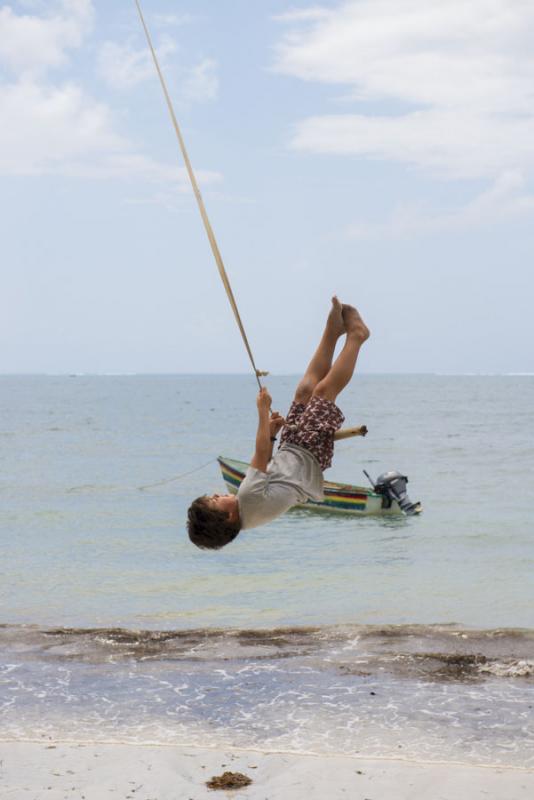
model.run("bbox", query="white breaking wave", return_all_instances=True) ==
[478,660,534,678]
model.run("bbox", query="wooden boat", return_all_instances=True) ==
[218,456,407,516]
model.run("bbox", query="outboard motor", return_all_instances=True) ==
[364,470,422,515]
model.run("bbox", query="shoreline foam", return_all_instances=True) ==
[2,622,533,769]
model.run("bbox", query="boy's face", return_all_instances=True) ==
[207,494,238,516]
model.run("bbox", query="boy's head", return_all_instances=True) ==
[187,494,241,549]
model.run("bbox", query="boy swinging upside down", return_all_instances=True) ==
[187,298,370,549]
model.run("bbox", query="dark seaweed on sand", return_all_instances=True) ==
[206,771,253,790]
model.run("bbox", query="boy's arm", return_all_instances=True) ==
[250,387,273,473]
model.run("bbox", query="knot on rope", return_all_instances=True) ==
[256,370,269,377]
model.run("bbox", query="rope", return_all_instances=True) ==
[137,458,216,491]
[134,0,265,390]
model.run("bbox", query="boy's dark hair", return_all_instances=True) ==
[187,496,241,550]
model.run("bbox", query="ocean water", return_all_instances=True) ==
[1,375,533,766]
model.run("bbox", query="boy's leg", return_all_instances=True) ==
[313,305,369,403]
[293,296,345,404]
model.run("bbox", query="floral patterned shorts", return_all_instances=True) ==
[279,395,345,471]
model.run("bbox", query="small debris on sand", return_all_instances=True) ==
[206,771,253,790]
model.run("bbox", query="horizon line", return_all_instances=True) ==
[1,372,533,378]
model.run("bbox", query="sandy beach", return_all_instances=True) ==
[1,740,533,800]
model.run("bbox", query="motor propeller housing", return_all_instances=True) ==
[364,470,422,515]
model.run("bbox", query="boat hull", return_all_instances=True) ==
[218,456,402,516]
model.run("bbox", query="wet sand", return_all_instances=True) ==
[1,740,532,799]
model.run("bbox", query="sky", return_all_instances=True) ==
[1,0,533,375]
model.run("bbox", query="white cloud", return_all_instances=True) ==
[0,1,221,191]
[153,13,194,28]
[0,77,222,186]
[96,36,219,106]
[274,0,534,180]
[0,79,124,175]
[291,110,534,180]
[0,0,93,75]
[97,34,177,90]
[347,171,534,239]
[0,77,222,187]
[273,8,330,23]
[181,58,218,104]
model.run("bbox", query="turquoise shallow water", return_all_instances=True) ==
[1,374,533,630]
[1,375,533,764]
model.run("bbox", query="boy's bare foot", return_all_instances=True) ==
[342,304,370,342]
[326,296,345,338]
